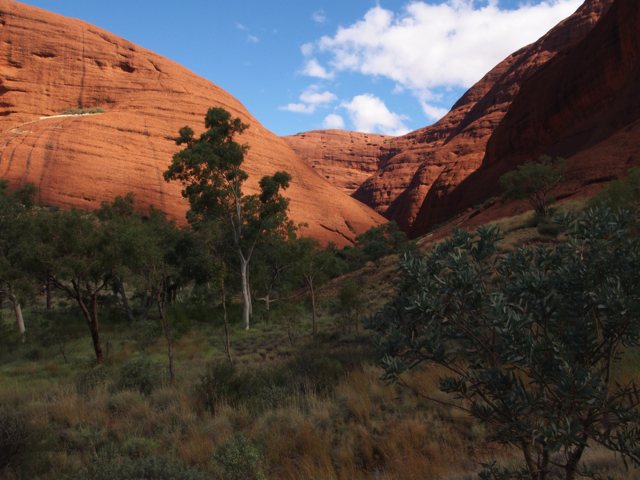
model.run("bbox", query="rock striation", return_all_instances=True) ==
[0,1,385,246]
[288,0,616,235]
[411,0,640,237]
[282,130,398,195]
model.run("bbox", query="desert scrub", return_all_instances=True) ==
[66,455,205,480]
[113,356,162,396]
[59,107,105,115]
[0,409,52,478]
[0,410,33,470]
[212,434,266,480]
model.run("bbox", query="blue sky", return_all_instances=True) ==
[18,0,583,136]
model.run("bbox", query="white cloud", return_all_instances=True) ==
[322,114,345,129]
[341,94,409,136]
[247,34,259,43]
[280,86,338,114]
[301,58,334,79]
[236,23,247,30]
[309,0,582,118]
[312,9,327,23]
[280,103,316,114]
[301,43,314,56]
[421,102,449,121]
[300,90,337,105]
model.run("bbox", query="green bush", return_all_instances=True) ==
[129,321,160,353]
[114,356,161,396]
[75,366,110,396]
[67,455,205,480]
[536,221,560,237]
[197,347,364,413]
[0,411,32,469]
[0,312,21,354]
[123,436,160,458]
[196,361,247,412]
[212,434,266,480]
[367,209,640,479]
[59,107,105,115]
[24,348,42,361]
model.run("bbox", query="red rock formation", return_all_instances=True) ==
[289,0,613,234]
[282,130,398,194]
[410,0,640,237]
[0,1,385,246]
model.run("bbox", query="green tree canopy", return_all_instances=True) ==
[499,155,565,218]
[291,237,347,339]
[0,181,39,338]
[164,107,292,330]
[367,208,640,480]
[23,208,121,363]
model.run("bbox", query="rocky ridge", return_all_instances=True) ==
[286,0,615,235]
[0,1,385,246]
[282,130,398,195]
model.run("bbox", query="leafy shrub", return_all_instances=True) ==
[106,391,146,417]
[0,411,32,469]
[0,313,20,354]
[536,221,560,237]
[368,209,640,479]
[59,107,105,115]
[197,347,362,413]
[129,321,160,353]
[197,361,246,412]
[24,348,42,361]
[212,434,266,480]
[123,436,160,458]
[67,455,205,480]
[114,356,161,396]
[589,167,640,212]
[75,366,110,396]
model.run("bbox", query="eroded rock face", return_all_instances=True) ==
[282,130,398,195]
[288,0,614,235]
[0,1,385,246]
[410,0,640,237]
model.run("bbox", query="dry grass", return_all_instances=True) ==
[2,194,638,479]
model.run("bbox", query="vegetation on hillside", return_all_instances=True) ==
[1,111,640,479]
[59,108,106,115]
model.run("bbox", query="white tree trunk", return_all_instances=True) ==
[14,300,25,340]
[240,257,251,330]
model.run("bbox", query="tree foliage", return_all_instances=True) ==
[499,155,566,218]
[164,107,292,330]
[367,208,640,480]
[0,181,39,337]
[291,238,347,338]
[24,208,121,363]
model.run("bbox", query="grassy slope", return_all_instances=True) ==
[0,197,638,479]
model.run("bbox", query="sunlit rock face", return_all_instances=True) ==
[286,0,619,236]
[282,130,398,195]
[0,1,386,246]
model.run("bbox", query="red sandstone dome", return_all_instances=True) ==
[0,1,386,246]
[288,0,635,236]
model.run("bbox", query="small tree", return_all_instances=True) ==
[367,209,640,480]
[24,208,120,364]
[120,207,187,384]
[499,155,565,218]
[291,238,347,339]
[164,107,292,331]
[0,181,39,338]
[95,193,155,323]
[338,278,366,334]
[251,220,296,312]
